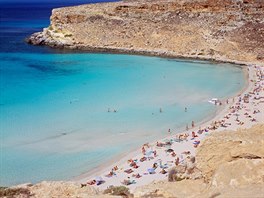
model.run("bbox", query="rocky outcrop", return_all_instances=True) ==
[196,124,264,184]
[6,181,121,198]
[27,0,264,65]
[168,155,202,182]
[133,124,264,198]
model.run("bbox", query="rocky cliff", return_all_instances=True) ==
[27,0,264,65]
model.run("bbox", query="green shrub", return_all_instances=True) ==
[48,26,54,30]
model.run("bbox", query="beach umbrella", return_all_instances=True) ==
[147,168,155,174]
[95,176,103,182]
[95,176,105,185]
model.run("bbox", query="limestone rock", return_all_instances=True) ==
[211,158,264,188]
[196,124,264,183]
[10,181,120,198]
[27,0,264,65]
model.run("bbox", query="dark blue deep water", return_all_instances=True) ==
[0,0,119,53]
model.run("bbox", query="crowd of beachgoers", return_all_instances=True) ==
[79,65,264,190]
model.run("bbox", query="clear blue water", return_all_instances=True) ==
[0,1,246,186]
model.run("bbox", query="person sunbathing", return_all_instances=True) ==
[197,129,203,134]
[132,173,142,178]
[130,161,137,167]
[124,169,134,174]
[182,151,191,155]
[153,163,158,169]
[160,168,167,174]
[156,142,164,147]
[105,170,115,177]
[140,156,147,162]
[122,178,135,185]
[133,164,139,169]
[221,123,227,127]
[87,180,96,185]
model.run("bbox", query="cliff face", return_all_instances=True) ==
[27,0,264,65]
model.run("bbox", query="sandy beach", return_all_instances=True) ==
[74,63,264,191]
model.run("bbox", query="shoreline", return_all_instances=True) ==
[73,62,264,191]
[72,64,244,180]
[35,41,262,67]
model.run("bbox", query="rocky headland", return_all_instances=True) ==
[27,0,264,65]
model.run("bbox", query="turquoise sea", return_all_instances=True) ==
[0,1,246,186]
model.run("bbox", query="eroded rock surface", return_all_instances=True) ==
[27,0,264,65]
[6,181,120,198]
[196,124,264,184]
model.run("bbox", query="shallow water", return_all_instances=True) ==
[0,1,246,186]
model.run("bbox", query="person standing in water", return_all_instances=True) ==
[192,121,195,128]
[185,107,187,112]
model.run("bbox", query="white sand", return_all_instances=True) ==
[74,64,264,192]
